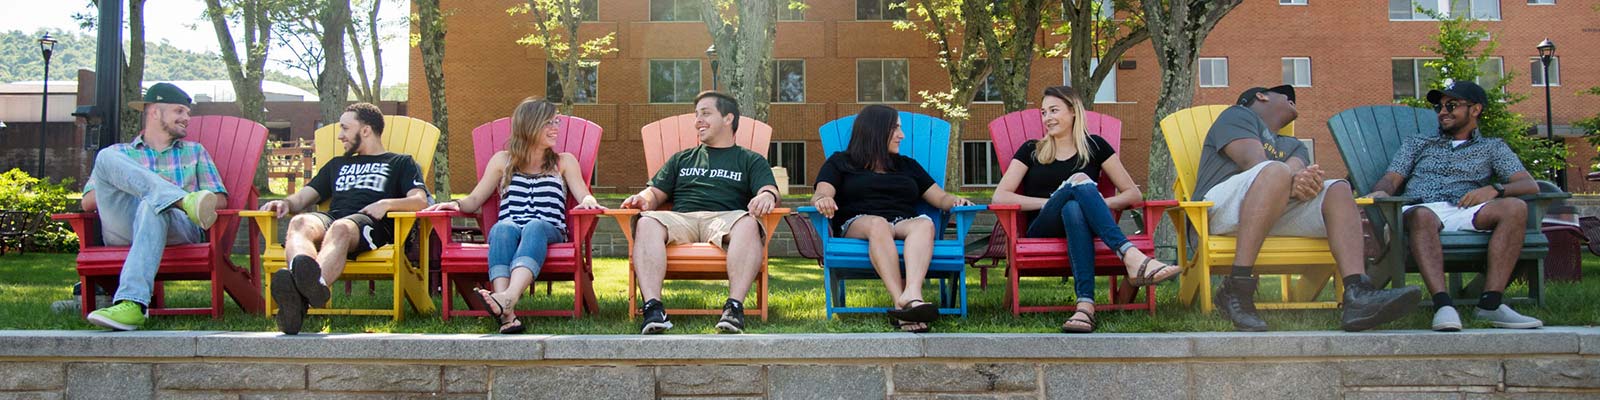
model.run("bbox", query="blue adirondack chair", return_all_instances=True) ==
[797,111,987,318]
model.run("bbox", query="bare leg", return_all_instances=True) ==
[895,218,935,307]
[723,217,764,302]
[1320,181,1367,277]
[845,216,906,304]
[1231,162,1293,267]
[492,268,536,314]
[284,214,328,262]
[1473,198,1527,293]
[1404,207,1448,294]
[316,219,360,285]
[632,217,669,301]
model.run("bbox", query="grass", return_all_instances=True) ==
[1,252,1596,334]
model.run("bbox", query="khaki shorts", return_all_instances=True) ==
[640,210,760,250]
[1205,160,1341,238]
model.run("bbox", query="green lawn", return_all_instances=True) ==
[1,253,1595,334]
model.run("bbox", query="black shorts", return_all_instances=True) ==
[310,212,393,260]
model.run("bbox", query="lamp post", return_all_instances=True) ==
[37,33,57,178]
[706,44,719,91]
[1537,38,1561,190]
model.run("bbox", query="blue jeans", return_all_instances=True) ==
[90,148,206,306]
[1025,180,1133,304]
[487,219,562,280]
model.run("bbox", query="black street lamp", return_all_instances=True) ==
[37,33,56,178]
[706,44,719,91]
[1537,38,1561,190]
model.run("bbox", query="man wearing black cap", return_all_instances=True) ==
[79,82,226,330]
[1363,81,1543,331]
[1193,84,1420,332]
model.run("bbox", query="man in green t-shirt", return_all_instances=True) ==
[621,91,780,335]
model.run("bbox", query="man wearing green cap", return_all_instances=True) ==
[80,82,226,331]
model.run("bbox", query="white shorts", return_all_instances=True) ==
[1205,160,1342,238]
[1402,202,1487,232]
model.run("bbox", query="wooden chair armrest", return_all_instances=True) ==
[795,206,835,241]
[759,208,791,244]
[51,212,98,250]
[949,204,988,244]
[416,210,471,247]
[238,210,280,248]
[601,209,642,247]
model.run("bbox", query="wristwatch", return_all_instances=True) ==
[1491,183,1505,197]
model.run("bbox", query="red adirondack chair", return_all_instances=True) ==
[53,115,268,318]
[419,115,604,320]
[986,109,1175,316]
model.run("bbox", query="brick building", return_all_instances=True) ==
[410,0,1600,194]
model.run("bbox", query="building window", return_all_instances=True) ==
[649,60,701,103]
[1390,0,1499,20]
[857,59,909,103]
[650,0,702,22]
[1528,0,1555,4]
[1390,57,1503,101]
[974,73,1003,103]
[1281,0,1308,4]
[1198,58,1228,88]
[771,60,806,103]
[546,62,598,104]
[1062,58,1118,103]
[576,0,598,21]
[1282,57,1312,87]
[1531,57,1560,86]
[778,4,805,20]
[962,141,1001,187]
[857,0,907,20]
[1299,138,1316,164]
[767,141,807,186]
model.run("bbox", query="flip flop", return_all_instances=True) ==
[498,318,525,334]
[886,299,939,323]
[1129,258,1179,287]
[888,317,931,333]
[478,288,507,323]
[1060,310,1096,334]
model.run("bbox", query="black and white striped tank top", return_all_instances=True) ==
[497,172,567,233]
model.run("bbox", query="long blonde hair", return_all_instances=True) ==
[502,97,562,193]
[1034,86,1093,169]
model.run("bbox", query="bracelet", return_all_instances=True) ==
[763,190,780,202]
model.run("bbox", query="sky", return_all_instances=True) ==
[1,0,411,87]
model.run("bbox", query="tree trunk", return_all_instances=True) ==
[318,0,351,125]
[418,0,450,196]
[119,0,146,142]
[204,0,275,192]
[346,0,383,103]
[702,0,778,122]
[989,0,1045,113]
[556,0,583,115]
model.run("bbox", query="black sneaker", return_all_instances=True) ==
[270,268,307,335]
[1213,276,1268,332]
[639,299,673,334]
[1340,275,1421,332]
[715,298,746,334]
[290,255,330,308]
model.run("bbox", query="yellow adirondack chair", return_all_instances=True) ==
[1160,105,1365,312]
[241,116,442,321]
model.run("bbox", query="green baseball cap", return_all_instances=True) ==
[127,82,193,111]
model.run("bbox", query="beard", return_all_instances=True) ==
[344,135,362,157]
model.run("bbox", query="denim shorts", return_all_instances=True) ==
[839,214,931,234]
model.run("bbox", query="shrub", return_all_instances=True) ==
[0,168,78,252]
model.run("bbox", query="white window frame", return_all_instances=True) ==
[974,73,1003,103]
[1281,0,1308,5]
[770,59,807,103]
[856,59,910,103]
[1531,56,1561,86]
[768,141,808,186]
[777,3,805,20]
[1198,58,1229,88]
[1390,57,1504,101]
[1282,57,1312,87]
[856,0,907,21]
[1390,0,1500,21]
[1298,138,1316,164]
[1061,58,1118,103]
[648,59,702,104]
[649,0,702,22]
[546,61,599,104]
[1527,0,1555,5]
[961,141,1001,187]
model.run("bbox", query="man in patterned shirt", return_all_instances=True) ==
[80,83,226,330]
[1364,81,1543,331]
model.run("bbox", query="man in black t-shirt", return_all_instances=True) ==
[1195,85,1419,333]
[258,103,430,334]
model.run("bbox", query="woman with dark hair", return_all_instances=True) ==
[421,97,604,333]
[810,105,973,332]
[991,86,1177,333]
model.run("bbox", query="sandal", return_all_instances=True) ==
[1128,258,1179,287]
[478,288,508,324]
[889,317,931,333]
[887,299,940,323]
[1060,309,1096,334]
[498,317,525,334]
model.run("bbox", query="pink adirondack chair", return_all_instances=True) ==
[52,115,268,318]
[986,109,1175,315]
[420,115,605,320]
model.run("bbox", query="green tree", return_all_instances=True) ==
[982,0,1051,113]
[508,0,619,116]
[1051,0,1147,112]
[895,0,993,189]
[698,0,803,123]
[1399,3,1567,180]
[414,0,451,196]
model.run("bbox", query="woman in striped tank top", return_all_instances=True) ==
[422,98,604,333]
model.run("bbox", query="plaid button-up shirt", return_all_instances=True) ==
[85,135,228,196]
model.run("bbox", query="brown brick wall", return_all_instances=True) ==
[412,0,1600,193]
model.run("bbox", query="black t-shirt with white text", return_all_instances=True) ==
[307,152,428,232]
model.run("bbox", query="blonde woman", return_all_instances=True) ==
[421,98,604,333]
[990,86,1177,333]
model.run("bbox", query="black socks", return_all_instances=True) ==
[1478,291,1503,311]
[1432,292,1454,311]
[1230,265,1253,279]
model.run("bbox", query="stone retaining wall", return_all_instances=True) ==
[2,328,1598,399]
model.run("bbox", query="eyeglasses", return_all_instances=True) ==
[1434,101,1472,113]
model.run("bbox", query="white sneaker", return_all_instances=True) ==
[1431,306,1462,332]
[1473,304,1543,329]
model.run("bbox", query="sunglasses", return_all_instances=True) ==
[1433,101,1473,113]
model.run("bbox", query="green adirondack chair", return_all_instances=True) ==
[1326,105,1567,306]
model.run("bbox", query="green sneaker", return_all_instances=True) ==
[179,190,220,230]
[86,301,147,331]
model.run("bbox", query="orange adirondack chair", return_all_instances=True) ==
[53,115,269,318]
[603,113,788,321]
[986,109,1174,315]
[420,115,605,320]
